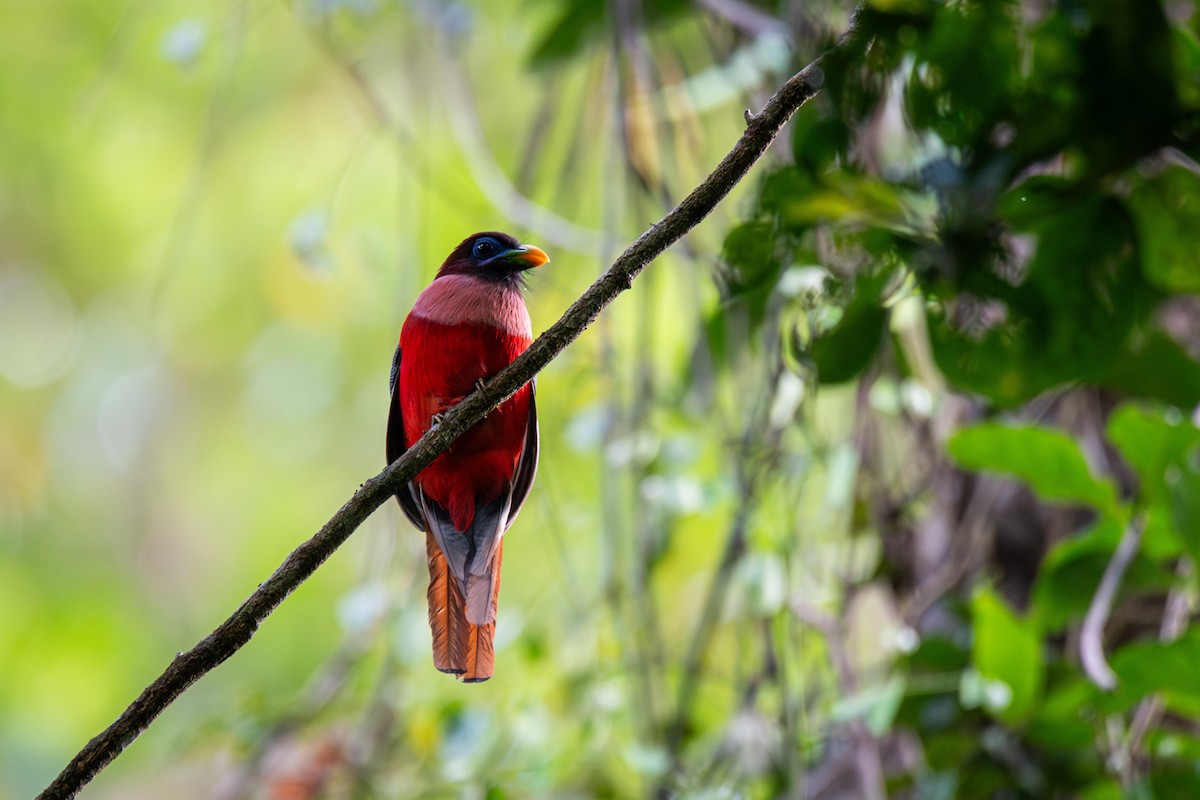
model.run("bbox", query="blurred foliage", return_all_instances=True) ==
[5,0,1200,799]
[724,0,1200,797]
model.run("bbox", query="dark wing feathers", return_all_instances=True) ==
[389,344,401,395]
[386,345,426,530]
[506,381,539,531]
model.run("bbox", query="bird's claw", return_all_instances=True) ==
[431,413,446,427]
[475,379,487,393]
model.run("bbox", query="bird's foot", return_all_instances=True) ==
[431,413,446,427]
[474,378,487,394]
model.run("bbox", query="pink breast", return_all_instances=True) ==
[410,274,532,337]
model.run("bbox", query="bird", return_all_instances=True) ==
[386,231,548,682]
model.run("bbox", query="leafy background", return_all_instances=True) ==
[3,0,1200,798]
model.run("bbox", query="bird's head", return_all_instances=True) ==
[437,231,549,287]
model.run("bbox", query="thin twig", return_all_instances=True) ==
[1080,514,1146,691]
[36,16,863,799]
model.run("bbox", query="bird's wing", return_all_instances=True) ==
[386,344,426,530]
[389,342,401,396]
[505,380,539,532]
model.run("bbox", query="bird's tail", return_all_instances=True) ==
[425,532,503,682]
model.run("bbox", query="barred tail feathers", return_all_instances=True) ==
[426,532,504,682]
[425,532,468,674]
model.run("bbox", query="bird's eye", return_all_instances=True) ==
[472,238,499,259]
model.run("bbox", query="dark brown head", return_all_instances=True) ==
[436,231,549,287]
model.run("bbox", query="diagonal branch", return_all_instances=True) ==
[37,12,866,799]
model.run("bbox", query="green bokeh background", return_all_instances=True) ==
[0,2,837,796]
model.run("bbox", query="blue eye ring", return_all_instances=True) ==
[472,237,501,260]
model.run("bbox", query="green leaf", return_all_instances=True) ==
[760,166,815,223]
[1033,517,1175,631]
[1150,768,1200,799]
[719,220,784,331]
[1107,405,1200,497]
[760,165,907,231]
[804,267,897,384]
[1100,331,1200,408]
[905,3,1020,149]
[1032,518,1121,630]
[721,221,780,296]
[932,196,1155,406]
[1015,198,1151,377]
[527,0,605,66]
[971,587,1043,724]
[907,636,969,672]
[1009,16,1083,162]
[810,297,887,384]
[1128,167,1200,293]
[948,423,1119,514]
[527,0,692,66]
[1108,404,1200,563]
[1110,629,1200,714]
[924,732,977,770]
[1174,25,1200,109]
[1028,676,1097,750]
[1074,0,1177,171]
[790,104,850,176]
[867,0,932,12]
[996,175,1076,229]
[831,675,907,736]
[1169,468,1200,567]
[1079,779,1124,800]
[927,320,1057,407]
[1141,503,1185,562]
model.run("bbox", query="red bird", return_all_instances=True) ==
[387,232,548,682]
